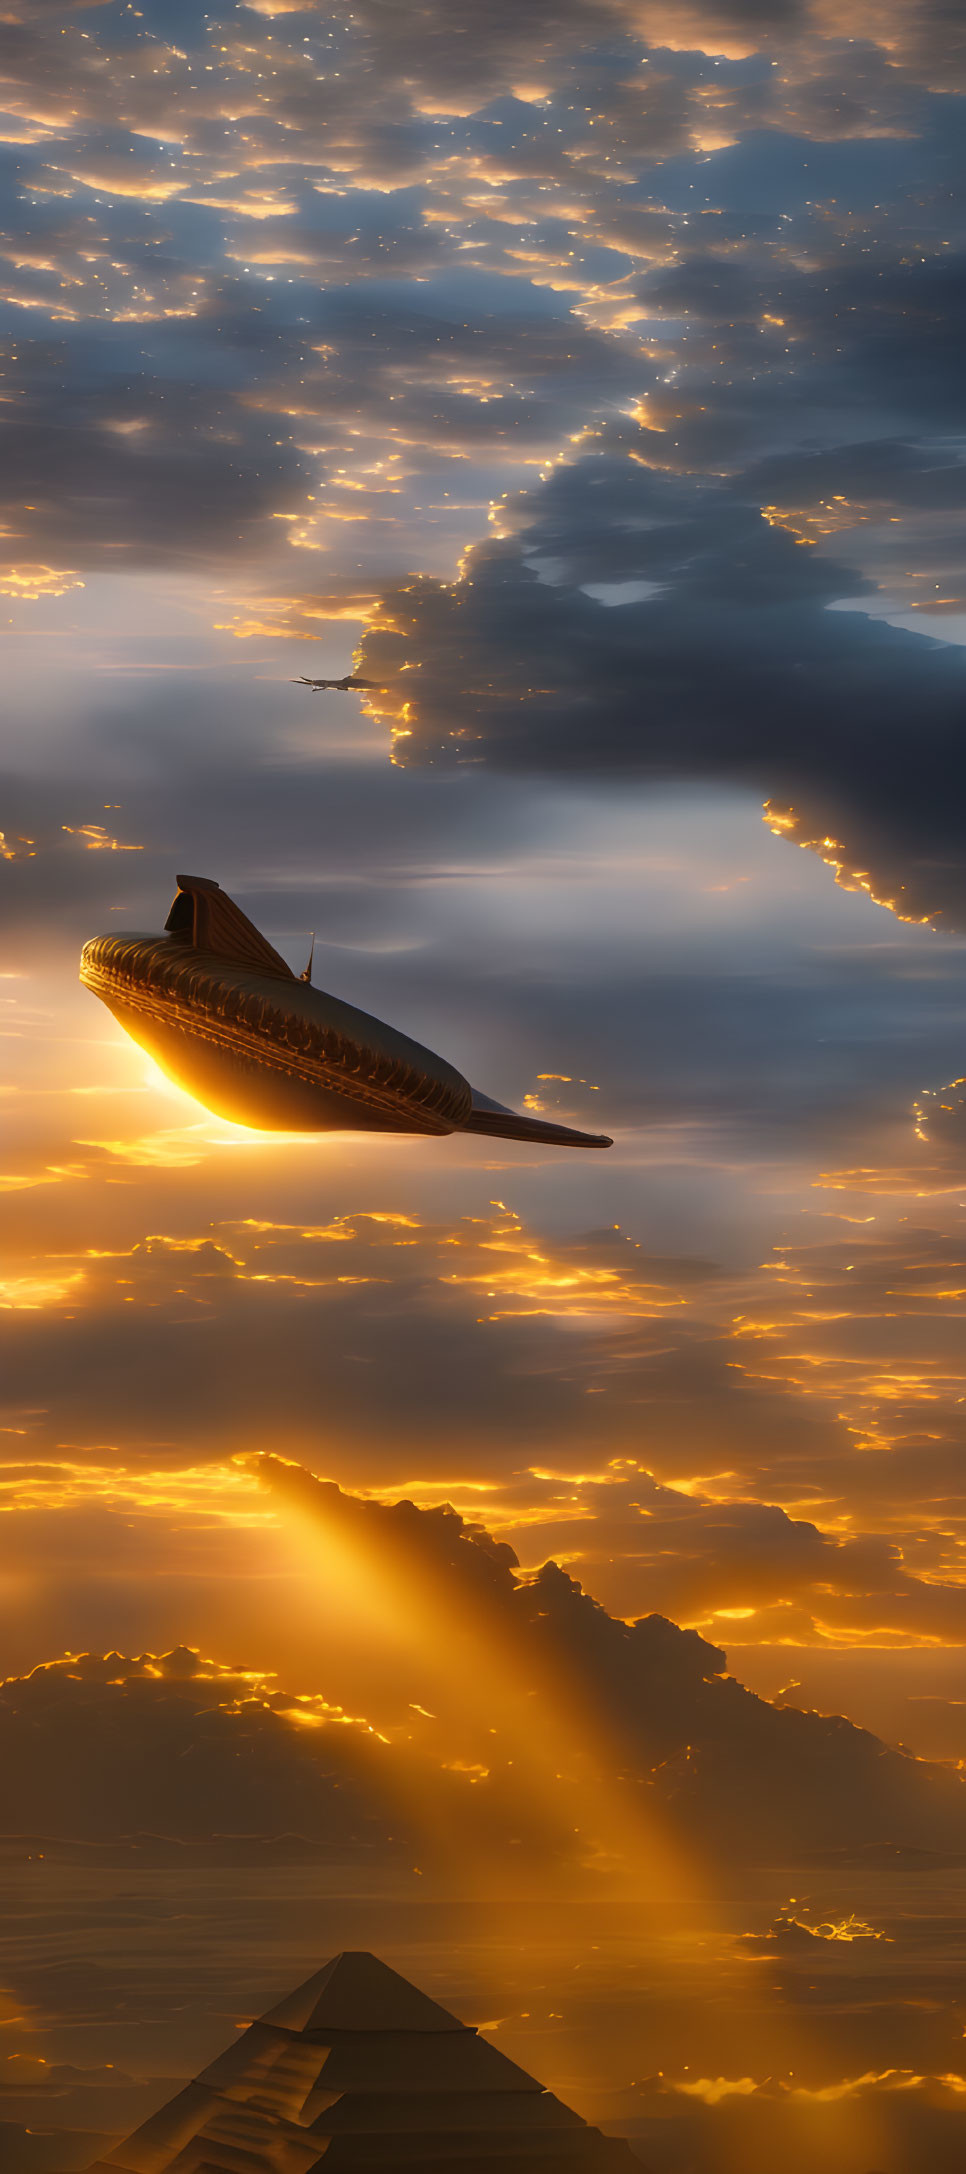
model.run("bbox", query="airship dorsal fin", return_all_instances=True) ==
[164,875,296,981]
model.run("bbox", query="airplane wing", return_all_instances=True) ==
[290,675,383,690]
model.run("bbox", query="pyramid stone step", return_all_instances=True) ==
[308,2090,584,2135]
[301,2031,542,2102]
[315,2129,634,2167]
[203,2023,540,2108]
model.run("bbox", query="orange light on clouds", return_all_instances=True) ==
[0,565,84,599]
[762,802,936,925]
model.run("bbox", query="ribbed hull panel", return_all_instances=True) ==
[80,936,471,1136]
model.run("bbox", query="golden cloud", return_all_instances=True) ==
[0,564,84,599]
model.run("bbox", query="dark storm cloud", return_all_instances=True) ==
[636,242,966,443]
[0,375,306,573]
[358,437,966,928]
[742,438,966,517]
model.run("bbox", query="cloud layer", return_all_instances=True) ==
[1,1200,964,1658]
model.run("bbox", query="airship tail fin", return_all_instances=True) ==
[462,1088,611,1150]
[165,875,296,982]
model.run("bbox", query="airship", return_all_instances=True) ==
[80,874,612,1149]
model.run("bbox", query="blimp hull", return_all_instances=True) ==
[80,876,613,1148]
[81,932,471,1135]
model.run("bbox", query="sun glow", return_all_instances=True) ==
[253,1453,698,1923]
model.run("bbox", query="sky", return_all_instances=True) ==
[1,2,966,2170]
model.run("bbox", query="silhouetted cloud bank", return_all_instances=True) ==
[4,1468,962,1863]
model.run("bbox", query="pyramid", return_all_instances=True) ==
[87,1952,641,2171]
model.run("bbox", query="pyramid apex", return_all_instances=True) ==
[259,1951,467,2035]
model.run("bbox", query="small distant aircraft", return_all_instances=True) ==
[291,674,383,692]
